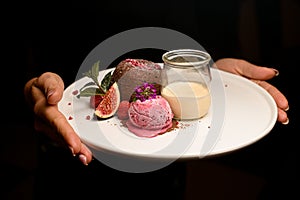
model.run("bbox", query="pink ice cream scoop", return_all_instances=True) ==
[126,96,174,138]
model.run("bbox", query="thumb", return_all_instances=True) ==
[35,72,65,105]
[215,58,278,80]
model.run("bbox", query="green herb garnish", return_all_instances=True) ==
[77,61,112,98]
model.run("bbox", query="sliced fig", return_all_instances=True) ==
[94,82,120,119]
[89,95,104,108]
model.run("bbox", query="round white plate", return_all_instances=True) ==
[58,67,277,161]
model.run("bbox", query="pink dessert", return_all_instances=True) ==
[111,58,163,101]
[126,95,174,138]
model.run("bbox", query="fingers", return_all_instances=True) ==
[215,58,278,80]
[52,113,93,165]
[215,58,289,124]
[34,102,94,164]
[251,80,289,110]
[34,72,65,105]
[35,117,93,165]
[78,143,93,165]
[28,73,80,148]
[25,72,93,165]
[278,108,289,125]
[34,117,73,148]
[251,79,289,124]
[25,72,64,108]
[34,111,93,165]
[34,100,83,151]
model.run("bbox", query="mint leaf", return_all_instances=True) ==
[77,87,104,98]
[101,71,112,92]
[81,61,105,94]
[79,82,97,91]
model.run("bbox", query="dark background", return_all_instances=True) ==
[2,0,299,199]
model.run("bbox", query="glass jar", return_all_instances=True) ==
[161,49,212,120]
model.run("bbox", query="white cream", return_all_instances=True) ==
[161,81,211,120]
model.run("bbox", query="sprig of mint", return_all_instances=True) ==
[77,61,113,98]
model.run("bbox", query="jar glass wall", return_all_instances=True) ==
[161,49,212,120]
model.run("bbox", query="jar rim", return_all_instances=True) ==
[162,49,211,67]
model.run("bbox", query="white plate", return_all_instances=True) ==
[58,67,277,161]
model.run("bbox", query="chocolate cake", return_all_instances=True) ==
[111,58,163,101]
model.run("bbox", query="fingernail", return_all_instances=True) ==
[47,90,55,100]
[79,154,88,165]
[69,147,76,156]
[272,68,279,76]
[284,106,289,111]
[282,118,289,125]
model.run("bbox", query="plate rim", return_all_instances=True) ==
[59,67,278,160]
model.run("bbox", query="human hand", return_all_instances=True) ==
[214,58,289,124]
[24,72,93,165]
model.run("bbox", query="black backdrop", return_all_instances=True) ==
[2,0,299,199]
